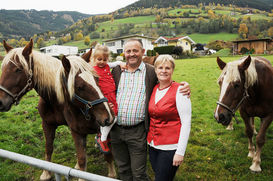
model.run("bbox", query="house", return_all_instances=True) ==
[40,45,78,57]
[103,34,155,54]
[232,38,273,55]
[153,36,196,53]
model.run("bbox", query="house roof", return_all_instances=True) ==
[232,38,272,43]
[154,36,195,44]
[103,34,155,42]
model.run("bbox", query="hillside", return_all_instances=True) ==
[0,9,91,39]
[125,0,273,12]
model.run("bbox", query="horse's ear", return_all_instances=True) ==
[239,55,251,71]
[3,40,13,53]
[217,57,226,70]
[81,48,92,63]
[61,55,71,76]
[22,39,33,58]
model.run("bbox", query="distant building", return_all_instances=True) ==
[103,34,155,54]
[153,36,195,53]
[232,38,273,55]
[40,45,78,57]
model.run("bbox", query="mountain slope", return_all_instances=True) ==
[0,9,91,39]
[125,0,273,12]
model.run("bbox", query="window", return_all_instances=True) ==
[106,42,115,47]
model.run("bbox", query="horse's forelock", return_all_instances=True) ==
[2,48,29,71]
[65,56,99,100]
[218,58,258,88]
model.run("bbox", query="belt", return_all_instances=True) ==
[116,122,144,129]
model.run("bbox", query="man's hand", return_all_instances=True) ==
[179,81,191,98]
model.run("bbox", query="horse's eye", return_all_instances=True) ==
[77,85,85,91]
[234,83,240,88]
[16,68,22,73]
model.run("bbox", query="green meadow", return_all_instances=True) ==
[0,55,273,180]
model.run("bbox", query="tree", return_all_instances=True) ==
[74,32,84,41]
[84,36,91,46]
[268,27,273,38]
[37,37,45,49]
[238,23,248,39]
[208,9,216,19]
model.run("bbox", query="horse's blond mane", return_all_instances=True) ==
[218,56,259,88]
[2,48,97,104]
[2,48,62,94]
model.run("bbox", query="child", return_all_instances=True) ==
[91,44,125,154]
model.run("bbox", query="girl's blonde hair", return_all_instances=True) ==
[91,44,110,64]
[154,54,175,69]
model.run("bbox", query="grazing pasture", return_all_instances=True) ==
[0,55,272,180]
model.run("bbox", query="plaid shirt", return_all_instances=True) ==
[116,62,146,126]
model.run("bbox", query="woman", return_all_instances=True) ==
[147,55,192,181]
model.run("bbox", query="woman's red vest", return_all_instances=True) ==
[147,82,181,145]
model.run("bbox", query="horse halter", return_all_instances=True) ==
[216,84,249,124]
[73,94,108,120]
[0,59,33,105]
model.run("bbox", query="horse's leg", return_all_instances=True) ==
[240,111,255,158]
[104,153,116,178]
[251,117,257,135]
[38,99,58,181]
[226,120,234,130]
[250,116,273,172]
[71,130,87,181]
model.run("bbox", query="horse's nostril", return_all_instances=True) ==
[0,100,3,108]
[105,118,110,125]
[219,114,225,123]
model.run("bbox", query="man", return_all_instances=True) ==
[110,39,190,181]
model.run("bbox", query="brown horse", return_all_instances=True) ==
[0,40,116,180]
[214,55,273,172]
[142,52,159,65]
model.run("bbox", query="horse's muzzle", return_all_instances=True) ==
[0,96,13,112]
[215,112,232,126]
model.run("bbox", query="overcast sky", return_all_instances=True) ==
[1,0,139,14]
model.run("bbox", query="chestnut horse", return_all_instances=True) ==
[214,55,273,172]
[0,40,116,180]
[142,52,159,65]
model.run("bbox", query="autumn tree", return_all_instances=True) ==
[37,37,46,49]
[74,32,84,41]
[268,27,273,38]
[238,23,248,39]
[84,36,91,46]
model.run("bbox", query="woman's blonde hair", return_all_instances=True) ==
[91,44,110,64]
[154,54,175,69]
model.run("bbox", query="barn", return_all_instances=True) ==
[232,38,273,55]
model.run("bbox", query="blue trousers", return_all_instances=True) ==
[149,146,179,181]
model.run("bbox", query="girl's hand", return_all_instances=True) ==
[120,62,128,71]
[109,103,114,110]
[173,154,184,166]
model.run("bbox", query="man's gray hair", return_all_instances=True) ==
[124,39,143,48]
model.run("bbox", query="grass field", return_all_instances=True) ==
[0,55,272,180]
[188,33,238,44]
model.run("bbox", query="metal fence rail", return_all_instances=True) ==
[0,149,120,181]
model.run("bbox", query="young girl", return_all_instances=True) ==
[91,44,125,154]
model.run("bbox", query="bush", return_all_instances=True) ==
[147,49,157,56]
[172,46,183,56]
[240,47,249,54]
[90,32,100,39]
[154,46,175,55]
